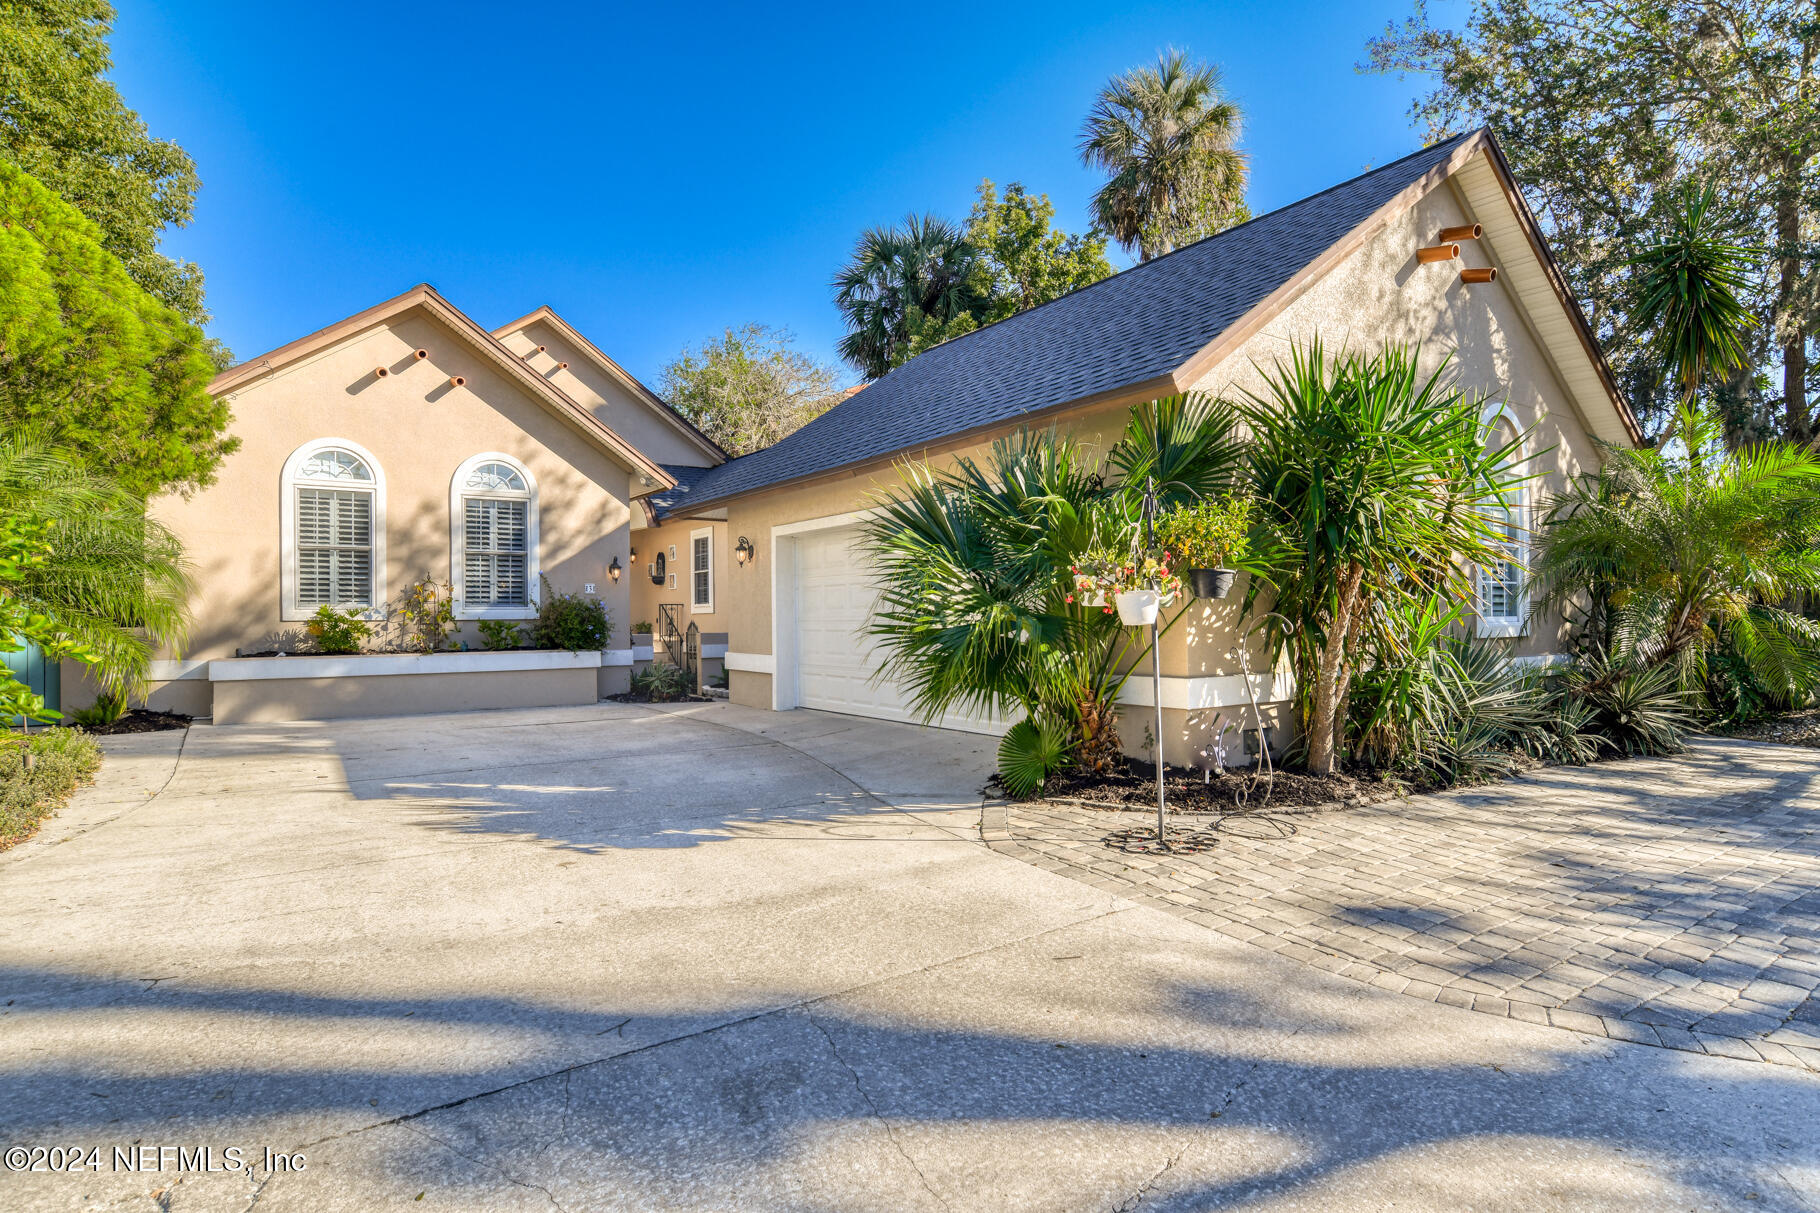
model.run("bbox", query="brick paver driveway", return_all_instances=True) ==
[988,738,1820,1071]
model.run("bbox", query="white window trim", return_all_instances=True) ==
[280,437,386,623]
[689,527,714,614]
[1476,402,1528,638]
[450,452,540,620]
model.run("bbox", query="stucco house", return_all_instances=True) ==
[94,127,1636,752]
[637,128,1642,765]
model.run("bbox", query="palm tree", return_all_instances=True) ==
[1627,181,1758,431]
[0,438,191,699]
[858,394,1245,792]
[1239,342,1526,776]
[1079,49,1248,261]
[833,215,984,379]
[1533,400,1820,702]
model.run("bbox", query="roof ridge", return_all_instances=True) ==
[874,129,1482,373]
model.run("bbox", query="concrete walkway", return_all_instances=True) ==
[1,703,1817,1211]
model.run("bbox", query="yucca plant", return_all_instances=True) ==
[1240,341,1532,775]
[1566,655,1696,756]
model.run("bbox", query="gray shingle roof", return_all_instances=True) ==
[646,463,722,518]
[678,131,1477,512]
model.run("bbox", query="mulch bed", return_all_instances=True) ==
[608,692,716,705]
[1005,760,1400,815]
[73,709,191,735]
[1715,708,1820,751]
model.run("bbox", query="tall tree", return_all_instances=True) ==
[0,0,208,327]
[898,180,1116,363]
[1364,0,1820,444]
[1079,48,1249,261]
[660,325,845,456]
[833,214,984,379]
[0,160,231,497]
[1628,181,1759,413]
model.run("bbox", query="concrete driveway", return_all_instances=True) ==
[1,702,1816,1211]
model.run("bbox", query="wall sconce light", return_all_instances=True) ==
[734,536,755,566]
[608,557,622,583]
[629,544,637,559]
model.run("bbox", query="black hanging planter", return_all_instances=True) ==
[1189,567,1238,599]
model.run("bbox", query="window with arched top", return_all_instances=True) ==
[1476,403,1527,637]
[451,453,539,618]
[281,439,386,620]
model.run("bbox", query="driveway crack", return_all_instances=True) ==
[806,1008,952,1212]
[402,1122,568,1212]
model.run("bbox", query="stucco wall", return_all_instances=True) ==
[150,304,637,679]
[497,318,715,470]
[697,173,1620,764]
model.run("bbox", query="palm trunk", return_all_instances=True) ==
[1305,561,1365,776]
[1775,157,1813,445]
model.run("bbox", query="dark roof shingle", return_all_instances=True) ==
[680,132,1476,511]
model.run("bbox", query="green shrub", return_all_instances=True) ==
[631,620,653,635]
[1157,493,1252,569]
[396,580,455,652]
[1567,656,1696,756]
[995,717,1073,798]
[69,692,130,728]
[478,619,523,650]
[631,661,691,701]
[306,604,371,655]
[530,577,610,651]
[1,729,102,849]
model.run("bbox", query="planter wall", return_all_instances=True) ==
[206,650,608,725]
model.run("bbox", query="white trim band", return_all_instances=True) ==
[600,648,635,667]
[209,650,603,681]
[148,659,210,682]
[724,651,775,674]
[1117,671,1296,711]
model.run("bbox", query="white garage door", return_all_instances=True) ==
[793,525,1007,735]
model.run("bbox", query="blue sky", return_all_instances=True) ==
[113,0,1447,386]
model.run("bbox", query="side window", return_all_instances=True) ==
[452,455,539,618]
[690,529,713,612]
[282,440,385,620]
[1476,406,1526,637]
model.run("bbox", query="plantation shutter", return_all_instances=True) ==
[296,488,373,608]
[692,535,711,608]
[464,497,529,607]
[1477,505,1523,625]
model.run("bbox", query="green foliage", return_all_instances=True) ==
[1240,340,1530,774]
[835,214,986,379]
[1566,654,1696,757]
[1365,0,1819,442]
[0,514,96,723]
[995,717,1073,799]
[0,439,184,700]
[305,605,371,655]
[0,160,231,496]
[1627,181,1759,406]
[1070,548,1182,602]
[1079,48,1249,261]
[529,577,610,651]
[631,620,654,635]
[1533,400,1820,704]
[1157,494,1252,569]
[660,324,844,456]
[1,727,101,849]
[631,661,691,701]
[859,392,1244,781]
[68,691,128,727]
[395,580,455,653]
[477,619,523,651]
[0,0,209,326]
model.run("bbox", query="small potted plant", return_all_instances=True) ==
[1157,494,1251,600]
[1072,547,1181,626]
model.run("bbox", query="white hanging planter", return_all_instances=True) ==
[1115,589,1166,626]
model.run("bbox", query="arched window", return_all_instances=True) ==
[1476,403,1527,637]
[451,453,539,618]
[281,439,386,620]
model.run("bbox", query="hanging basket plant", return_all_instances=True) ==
[1157,493,1252,599]
[1070,547,1181,625]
